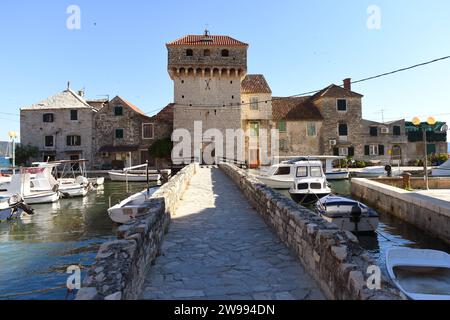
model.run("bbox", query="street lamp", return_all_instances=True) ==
[412,117,437,190]
[8,131,18,175]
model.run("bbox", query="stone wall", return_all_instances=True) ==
[373,177,450,190]
[352,178,450,245]
[219,163,402,300]
[76,163,199,300]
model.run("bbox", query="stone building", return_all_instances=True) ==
[168,31,249,164]
[93,96,173,170]
[20,87,96,166]
[272,97,324,157]
[360,119,407,164]
[240,74,273,167]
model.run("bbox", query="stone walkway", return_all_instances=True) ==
[141,167,325,300]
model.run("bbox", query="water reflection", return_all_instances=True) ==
[0,181,152,300]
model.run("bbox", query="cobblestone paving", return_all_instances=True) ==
[142,167,325,300]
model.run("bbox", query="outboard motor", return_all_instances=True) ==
[350,205,363,233]
[8,194,34,216]
[385,165,392,177]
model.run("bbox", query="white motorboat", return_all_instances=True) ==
[34,160,92,198]
[258,156,349,189]
[108,187,158,224]
[354,165,403,178]
[315,195,379,232]
[256,164,294,189]
[109,163,161,182]
[288,160,331,205]
[432,160,450,177]
[0,172,60,205]
[0,194,35,222]
[386,248,450,300]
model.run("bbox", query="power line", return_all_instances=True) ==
[165,54,450,110]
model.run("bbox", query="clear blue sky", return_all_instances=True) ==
[1,0,449,142]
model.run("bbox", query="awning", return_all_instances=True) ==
[99,145,139,153]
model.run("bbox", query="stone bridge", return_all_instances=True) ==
[77,163,401,301]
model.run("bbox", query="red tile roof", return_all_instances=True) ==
[241,75,272,94]
[167,35,248,47]
[114,96,148,117]
[272,97,323,122]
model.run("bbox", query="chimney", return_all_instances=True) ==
[78,89,85,97]
[343,78,351,91]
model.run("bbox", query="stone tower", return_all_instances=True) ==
[167,31,249,163]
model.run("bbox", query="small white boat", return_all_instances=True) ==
[315,195,379,232]
[256,164,294,189]
[0,172,60,205]
[289,160,331,205]
[109,164,161,182]
[432,160,450,177]
[386,248,450,300]
[258,156,349,189]
[108,187,158,224]
[325,171,350,180]
[109,171,161,182]
[355,165,403,178]
[34,161,92,198]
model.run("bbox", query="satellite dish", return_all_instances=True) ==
[441,124,449,132]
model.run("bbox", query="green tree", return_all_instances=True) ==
[148,138,173,161]
[13,144,39,166]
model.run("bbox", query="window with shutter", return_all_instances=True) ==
[333,148,339,156]
[365,145,370,156]
[337,99,347,111]
[393,126,401,136]
[378,145,385,156]
[348,147,355,157]
[370,127,378,136]
[339,124,348,136]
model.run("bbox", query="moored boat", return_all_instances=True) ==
[386,248,450,300]
[108,171,161,182]
[315,194,379,232]
[288,160,331,205]
[431,159,450,177]
[108,187,158,224]
[354,165,403,178]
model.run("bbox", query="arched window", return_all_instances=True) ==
[186,49,193,57]
[221,49,229,57]
[204,49,211,57]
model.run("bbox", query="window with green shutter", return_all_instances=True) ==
[379,145,385,155]
[365,145,370,156]
[278,121,286,133]
[393,126,401,136]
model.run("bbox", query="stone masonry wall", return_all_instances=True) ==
[352,178,450,245]
[219,163,402,300]
[76,163,199,300]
